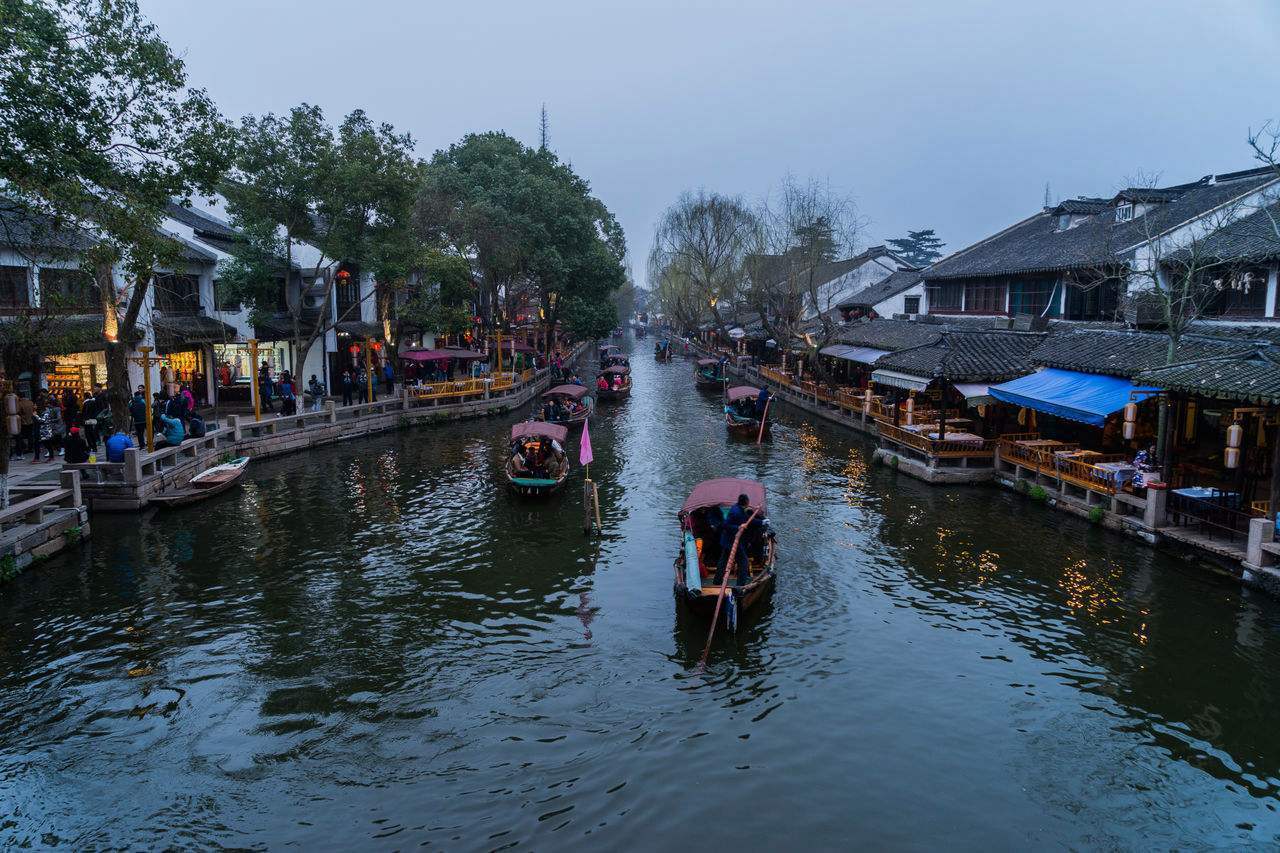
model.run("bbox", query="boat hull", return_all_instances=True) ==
[725,415,767,436]
[150,459,248,509]
[673,559,776,625]
[506,473,567,497]
[597,383,631,401]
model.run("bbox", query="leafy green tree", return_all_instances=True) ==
[416,132,626,349]
[886,229,946,266]
[398,249,475,342]
[0,0,232,425]
[221,105,419,373]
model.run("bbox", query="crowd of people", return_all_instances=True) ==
[509,435,567,480]
[9,382,205,466]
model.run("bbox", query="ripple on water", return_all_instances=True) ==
[3,340,1280,848]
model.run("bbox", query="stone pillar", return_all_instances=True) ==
[484,378,491,400]
[226,414,242,442]
[122,447,143,485]
[1246,516,1275,568]
[1143,487,1168,530]
[59,468,81,508]
[402,383,411,411]
[325,399,337,424]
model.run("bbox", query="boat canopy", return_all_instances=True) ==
[511,421,568,443]
[401,347,486,362]
[599,344,621,353]
[544,384,589,400]
[989,368,1155,427]
[696,358,719,367]
[603,365,630,375]
[725,385,761,403]
[680,478,767,516]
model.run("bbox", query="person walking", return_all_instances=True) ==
[129,387,148,448]
[382,360,394,396]
[34,398,62,462]
[80,384,102,452]
[14,390,35,459]
[341,370,354,406]
[259,361,275,414]
[278,371,297,416]
[307,374,325,412]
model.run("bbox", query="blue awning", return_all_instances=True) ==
[988,368,1155,427]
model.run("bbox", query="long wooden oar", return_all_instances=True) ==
[756,396,771,445]
[698,507,760,669]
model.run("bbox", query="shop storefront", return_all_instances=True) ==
[214,341,293,404]
[44,350,105,397]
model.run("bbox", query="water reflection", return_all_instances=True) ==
[1,335,1280,847]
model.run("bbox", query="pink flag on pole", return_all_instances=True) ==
[579,417,594,467]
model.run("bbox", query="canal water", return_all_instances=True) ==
[4,336,1280,849]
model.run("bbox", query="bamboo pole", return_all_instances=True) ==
[756,396,771,445]
[698,507,760,668]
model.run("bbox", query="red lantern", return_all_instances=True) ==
[371,341,382,352]
[337,269,351,281]
[348,344,360,355]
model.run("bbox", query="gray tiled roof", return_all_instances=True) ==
[1184,200,1280,263]
[876,329,1045,382]
[165,201,240,239]
[839,269,923,309]
[925,169,1279,281]
[832,318,944,352]
[1029,327,1249,378]
[1137,348,1280,404]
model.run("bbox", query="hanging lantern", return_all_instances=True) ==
[1122,400,1138,440]
[371,341,382,352]
[905,395,915,425]
[336,269,351,281]
[863,387,872,414]
[348,344,360,355]
[1224,421,1243,469]
[1227,421,1243,448]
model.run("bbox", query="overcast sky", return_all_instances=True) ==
[142,0,1280,286]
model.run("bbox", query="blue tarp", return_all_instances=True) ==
[988,368,1154,427]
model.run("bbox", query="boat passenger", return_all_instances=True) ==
[597,375,609,392]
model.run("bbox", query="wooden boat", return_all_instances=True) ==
[724,385,768,436]
[596,366,632,401]
[673,478,776,630]
[537,383,592,426]
[149,456,250,509]
[694,358,726,389]
[654,341,673,361]
[506,422,570,496]
[635,325,648,339]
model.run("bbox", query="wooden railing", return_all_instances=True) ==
[996,435,1135,496]
[878,422,996,459]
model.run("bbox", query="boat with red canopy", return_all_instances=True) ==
[506,421,570,496]
[537,383,592,425]
[673,477,776,628]
[596,365,632,401]
[724,385,768,436]
[694,358,725,389]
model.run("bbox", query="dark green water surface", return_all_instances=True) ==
[4,335,1280,849]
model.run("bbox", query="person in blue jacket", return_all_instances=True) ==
[157,412,184,447]
[715,493,761,587]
